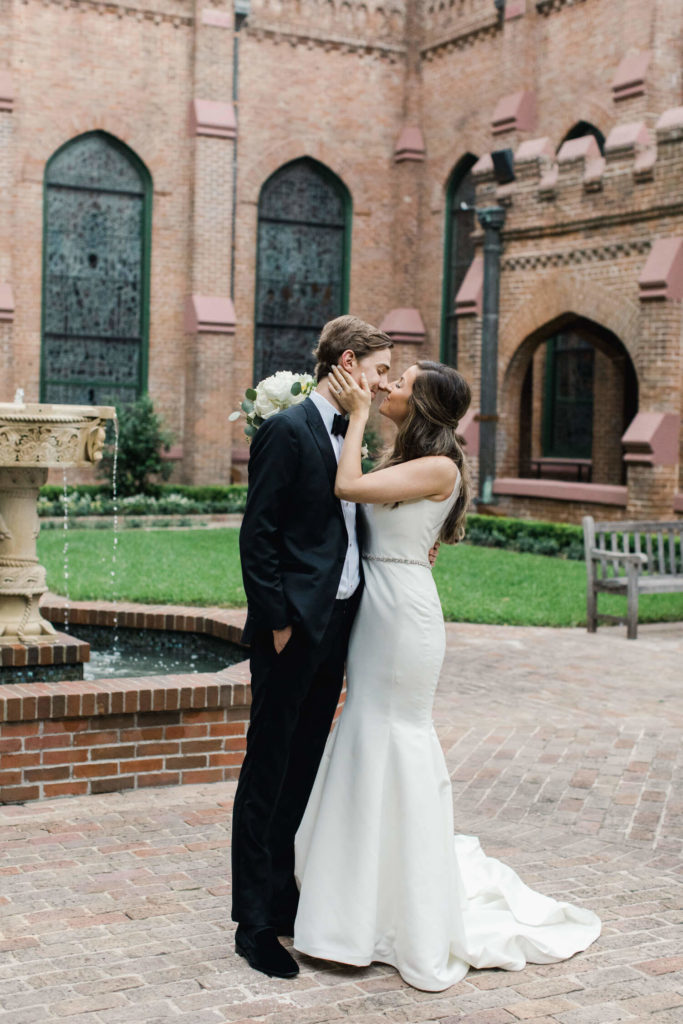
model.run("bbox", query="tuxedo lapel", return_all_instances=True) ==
[303,397,339,496]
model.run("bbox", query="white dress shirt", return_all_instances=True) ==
[309,390,361,600]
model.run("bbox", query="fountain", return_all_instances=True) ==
[0,397,114,678]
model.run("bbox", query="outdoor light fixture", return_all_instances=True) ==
[491,149,516,185]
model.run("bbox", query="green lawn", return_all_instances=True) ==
[37,527,683,628]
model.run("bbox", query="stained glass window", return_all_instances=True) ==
[441,158,477,367]
[543,332,595,458]
[41,132,150,406]
[254,159,349,382]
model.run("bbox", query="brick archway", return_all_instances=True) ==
[498,273,641,479]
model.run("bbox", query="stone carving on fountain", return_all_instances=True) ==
[0,402,115,648]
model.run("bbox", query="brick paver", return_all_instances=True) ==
[1,620,682,1023]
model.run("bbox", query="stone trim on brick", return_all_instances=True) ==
[493,478,628,507]
[612,51,650,102]
[491,90,536,135]
[0,284,14,323]
[378,308,425,343]
[184,295,236,334]
[0,71,14,112]
[622,412,680,467]
[189,99,237,140]
[454,256,483,316]
[505,0,526,20]
[394,125,426,163]
[638,239,683,302]
[674,493,683,514]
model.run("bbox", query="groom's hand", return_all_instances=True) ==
[428,542,440,568]
[272,625,293,654]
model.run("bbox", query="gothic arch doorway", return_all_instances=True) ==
[515,316,638,484]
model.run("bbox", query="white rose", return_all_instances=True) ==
[253,390,279,419]
[260,371,297,407]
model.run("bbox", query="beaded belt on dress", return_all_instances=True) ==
[362,554,431,569]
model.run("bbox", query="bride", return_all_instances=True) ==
[293,359,600,992]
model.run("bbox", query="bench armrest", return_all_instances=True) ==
[588,549,648,566]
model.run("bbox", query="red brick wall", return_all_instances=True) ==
[3,0,682,518]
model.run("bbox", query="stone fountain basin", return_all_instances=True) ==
[0,402,116,467]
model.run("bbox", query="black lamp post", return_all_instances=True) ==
[476,204,506,505]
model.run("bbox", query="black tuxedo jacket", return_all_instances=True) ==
[240,397,362,646]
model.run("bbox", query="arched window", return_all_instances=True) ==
[254,158,351,382]
[542,331,595,458]
[559,121,605,154]
[440,156,477,367]
[41,132,152,405]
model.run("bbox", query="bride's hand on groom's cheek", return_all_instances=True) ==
[273,625,293,654]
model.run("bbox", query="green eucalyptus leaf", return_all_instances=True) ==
[228,411,242,422]
[290,382,302,395]
[241,399,254,414]
[244,424,257,438]
[245,388,258,401]
[252,415,264,426]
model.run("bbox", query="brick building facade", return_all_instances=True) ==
[2,0,682,522]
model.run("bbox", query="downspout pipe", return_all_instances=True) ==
[230,0,250,300]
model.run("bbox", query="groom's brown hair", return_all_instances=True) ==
[313,315,393,382]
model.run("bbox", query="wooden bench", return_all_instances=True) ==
[582,516,683,639]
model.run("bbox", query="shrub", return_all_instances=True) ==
[463,513,585,560]
[97,394,174,496]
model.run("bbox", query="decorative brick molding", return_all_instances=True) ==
[184,295,236,334]
[638,239,683,302]
[244,24,405,63]
[189,100,237,140]
[491,90,536,135]
[0,284,14,323]
[612,51,650,102]
[502,239,651,272]
[0,71,14,113]
[493,478,628,507]
[454,256,483,316]
[622,413,680,467]
[421,2,499,58]
[394,125,426,163]
[1,634,89,675]
[20,0,192,27]
[378,308,425,343]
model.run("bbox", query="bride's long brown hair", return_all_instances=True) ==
[376,361,472,543]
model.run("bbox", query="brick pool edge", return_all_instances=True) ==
[0,599,254,804]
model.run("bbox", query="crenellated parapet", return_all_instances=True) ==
[421,0,500,57]
[470,106,683,234]
[246,0,407,55]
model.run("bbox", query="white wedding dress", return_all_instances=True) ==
[293,480,601,991]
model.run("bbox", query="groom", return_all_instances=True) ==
[232,315,394,978]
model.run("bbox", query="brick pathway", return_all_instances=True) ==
[1,621,682,1024]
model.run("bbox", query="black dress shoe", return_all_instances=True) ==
[235,925,299,979]
[270,917,295,938]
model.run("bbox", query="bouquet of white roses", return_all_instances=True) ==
[229,370,316,441]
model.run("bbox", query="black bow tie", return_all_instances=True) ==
[331,414,348,438]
